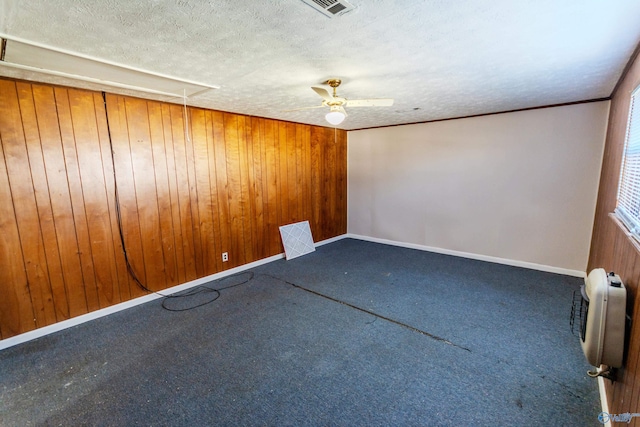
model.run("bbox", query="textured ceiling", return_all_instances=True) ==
[1,0,640,130]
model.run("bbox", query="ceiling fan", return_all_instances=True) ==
[289,78,394,125]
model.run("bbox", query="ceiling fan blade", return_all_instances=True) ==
[283,105,325,112]
[345,98,394,107]
[338,106,348,116]
[312,86,334,101]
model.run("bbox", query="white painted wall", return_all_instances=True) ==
[348,101,610,273]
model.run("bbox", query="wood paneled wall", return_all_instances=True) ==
[0,78,347,340]
[588,47,640,419]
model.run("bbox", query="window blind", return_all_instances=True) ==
[616,86,640,238]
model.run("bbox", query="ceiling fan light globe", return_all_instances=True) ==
[326,111,345,125]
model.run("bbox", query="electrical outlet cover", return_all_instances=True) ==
[279,221,315,260]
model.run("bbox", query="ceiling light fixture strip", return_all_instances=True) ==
[0,60,189,98]
[0,38,6,61]
[0,33,220,90]
[0,33,220,97]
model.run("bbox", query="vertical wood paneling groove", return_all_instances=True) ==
[95,93,133,303]
[254,118,268,259]
[184,106,204,278]
[212,111,231,270]
[2,80,57,328]
[248,118,261,258]
[245,117,259,262]
[290,123,300,224]
[205,110,223,273]
[238,116,254,264]
[0,78,347,339]
[190,108,214,275]
[35,85,86,316]
[55,88,102,311]
[278,122,289,226]
[0,132,35,338]
[125,98,167,292]
[17,83,70,322]
[77,91,123,306]
[264,119,280,255]
[143,100,171,290]
[160,103,186,285]
[147,102,178,286]
[301,124,312,232]
[170,104,198,281]
[224,113,243,267]
[90,92,126,306]
[108,96,148,297]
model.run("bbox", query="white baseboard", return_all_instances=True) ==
[1,232,581,350]
[315,234,348,247]
[598,376,611,427]
[0,234,352,351]
[0,253,283,351]
[346,234,586,278]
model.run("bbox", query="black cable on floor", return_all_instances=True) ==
[161,271,254,311]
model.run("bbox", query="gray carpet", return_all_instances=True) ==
[0,238,601,426]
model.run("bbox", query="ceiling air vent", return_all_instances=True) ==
[300,0,355,18]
